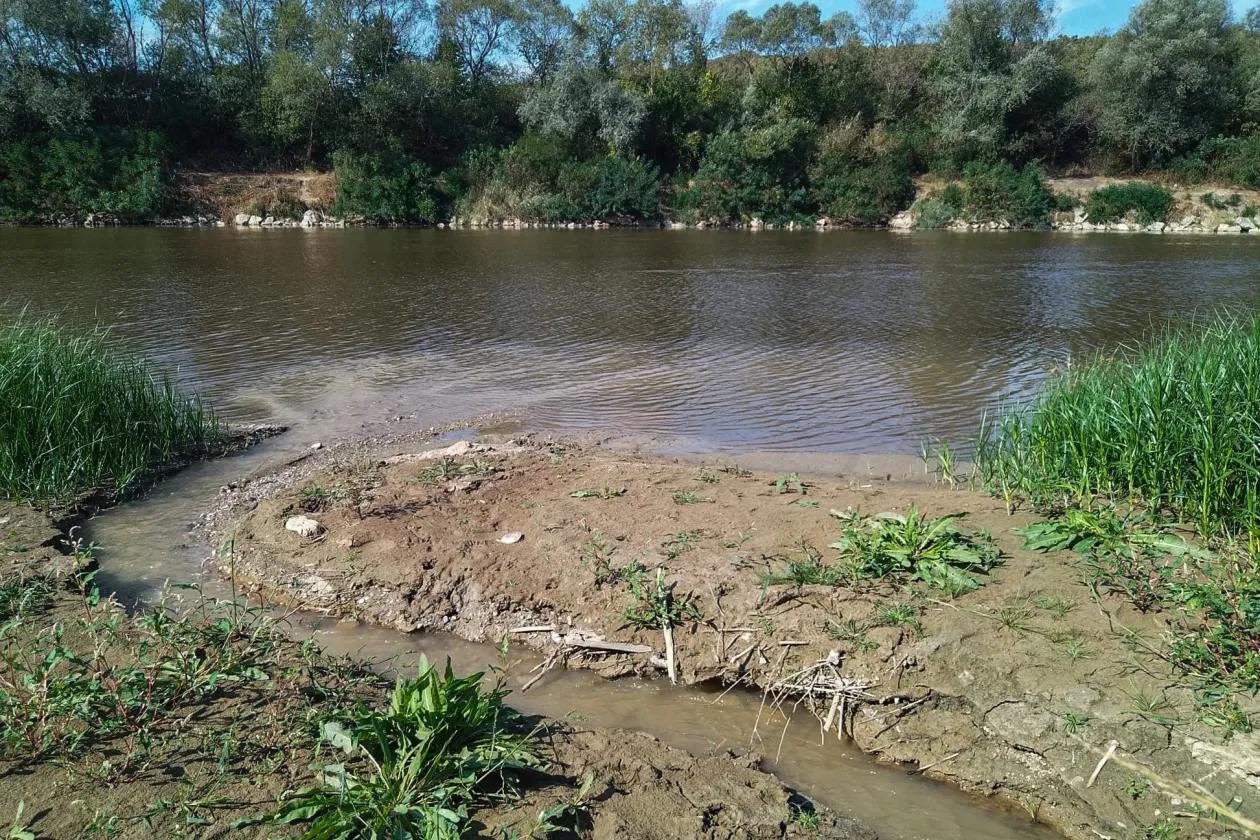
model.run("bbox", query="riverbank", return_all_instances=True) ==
[24,171,1260,235]
[0,502,870,839]
[212,434,1260,840]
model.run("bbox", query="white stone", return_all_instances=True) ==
[234,213,250,226]
[248,215,263,226]
[888,212,913,230]
[285,515,324,538]
[499,532,525,544]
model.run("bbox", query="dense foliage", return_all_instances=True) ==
[0,319,222,503]
[977,314,1260,539]
[4,0,1260,223]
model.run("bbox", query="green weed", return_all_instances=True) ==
[672,491,712,505]
[977,314,1260,539]
[1033,596,1077,620]
[828,506,1001,595]
[247,656,539,837]
[773,473,806,495]
[822,618,876,653]
[0,318,223,503]
[581,532,645,589]
[0,575,52,621]
[1143,817,1179,840]
[762,546,845,588]
[1059,712,1090,734]
[570,487,626,499]
[621,569,703,630]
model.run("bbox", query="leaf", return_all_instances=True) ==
[321,721,356,753]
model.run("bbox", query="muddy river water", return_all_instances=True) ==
[6,228,1260,839]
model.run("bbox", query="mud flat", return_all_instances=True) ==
[217,435,1260,840]
[0,503,871,839]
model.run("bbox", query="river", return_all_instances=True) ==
[5,227,1260,455]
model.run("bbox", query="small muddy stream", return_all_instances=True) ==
[85,442,1057,840]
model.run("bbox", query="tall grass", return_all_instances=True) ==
[976,314,1260,538]
[0,318,222,503]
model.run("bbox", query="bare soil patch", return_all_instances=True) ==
[222,436,1260,840]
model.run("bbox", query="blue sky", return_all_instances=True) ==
[725,0,1260,37]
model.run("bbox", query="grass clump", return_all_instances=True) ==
[1084,183,1173,225]
[977,314,1260,539]
[827,507,1001,596]
[252,656,539,837]
[0,319,223,504]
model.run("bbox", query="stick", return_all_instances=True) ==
[728,643,757,664]
[563,639,653,654]
[1087,741,1119,788]
[778,639,808,646]
[663,623,677,684]
[510,625,556,634]
[822,686,842,736]
[521,651,559,692]
[913,752,961,775]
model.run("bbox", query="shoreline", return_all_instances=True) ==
[205,431,1260,840]
[12,215,1260,234]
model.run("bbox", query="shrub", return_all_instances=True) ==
[961,161,1052,227]
[939,182,965,214]
[0,319,222,503]
[0,131,169,222]
[332,149,438,223]
[977,314,1260,538]
[1172,136,1260,190]
[1053,193,1077,212]
[810,151,915,226]
[546,155,662,222]
[912,198,956,229]
[1085,183,1174,224]
[677,119,816,224]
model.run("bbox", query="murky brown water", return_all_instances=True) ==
[5,227,1260,453]
[10,228,1260,839]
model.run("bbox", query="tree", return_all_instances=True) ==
[437,0,518,81]
[928,0,1065,163]
[512,0,572,81]
[1090,0,1236,167]
[857,0,918,47]
[519,56,646,154]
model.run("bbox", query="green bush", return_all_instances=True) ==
[1053,193,1077,212]
[0,131,169,222]
[677,119,816,224]
[0,319,222,503]
[811,151,915,226]
[977,314,1260,538]
[1173,136,1260,190]
[939,182,964,214]
[912,198,956,229]
[961,162,1052,227]
[1085,183,1174,224]
[546,155,662,222]
[332,149,439,223]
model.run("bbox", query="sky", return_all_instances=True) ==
[724,0,1260,37]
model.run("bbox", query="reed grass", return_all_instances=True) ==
[0,318,222,503]
[976,314,1260,539]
